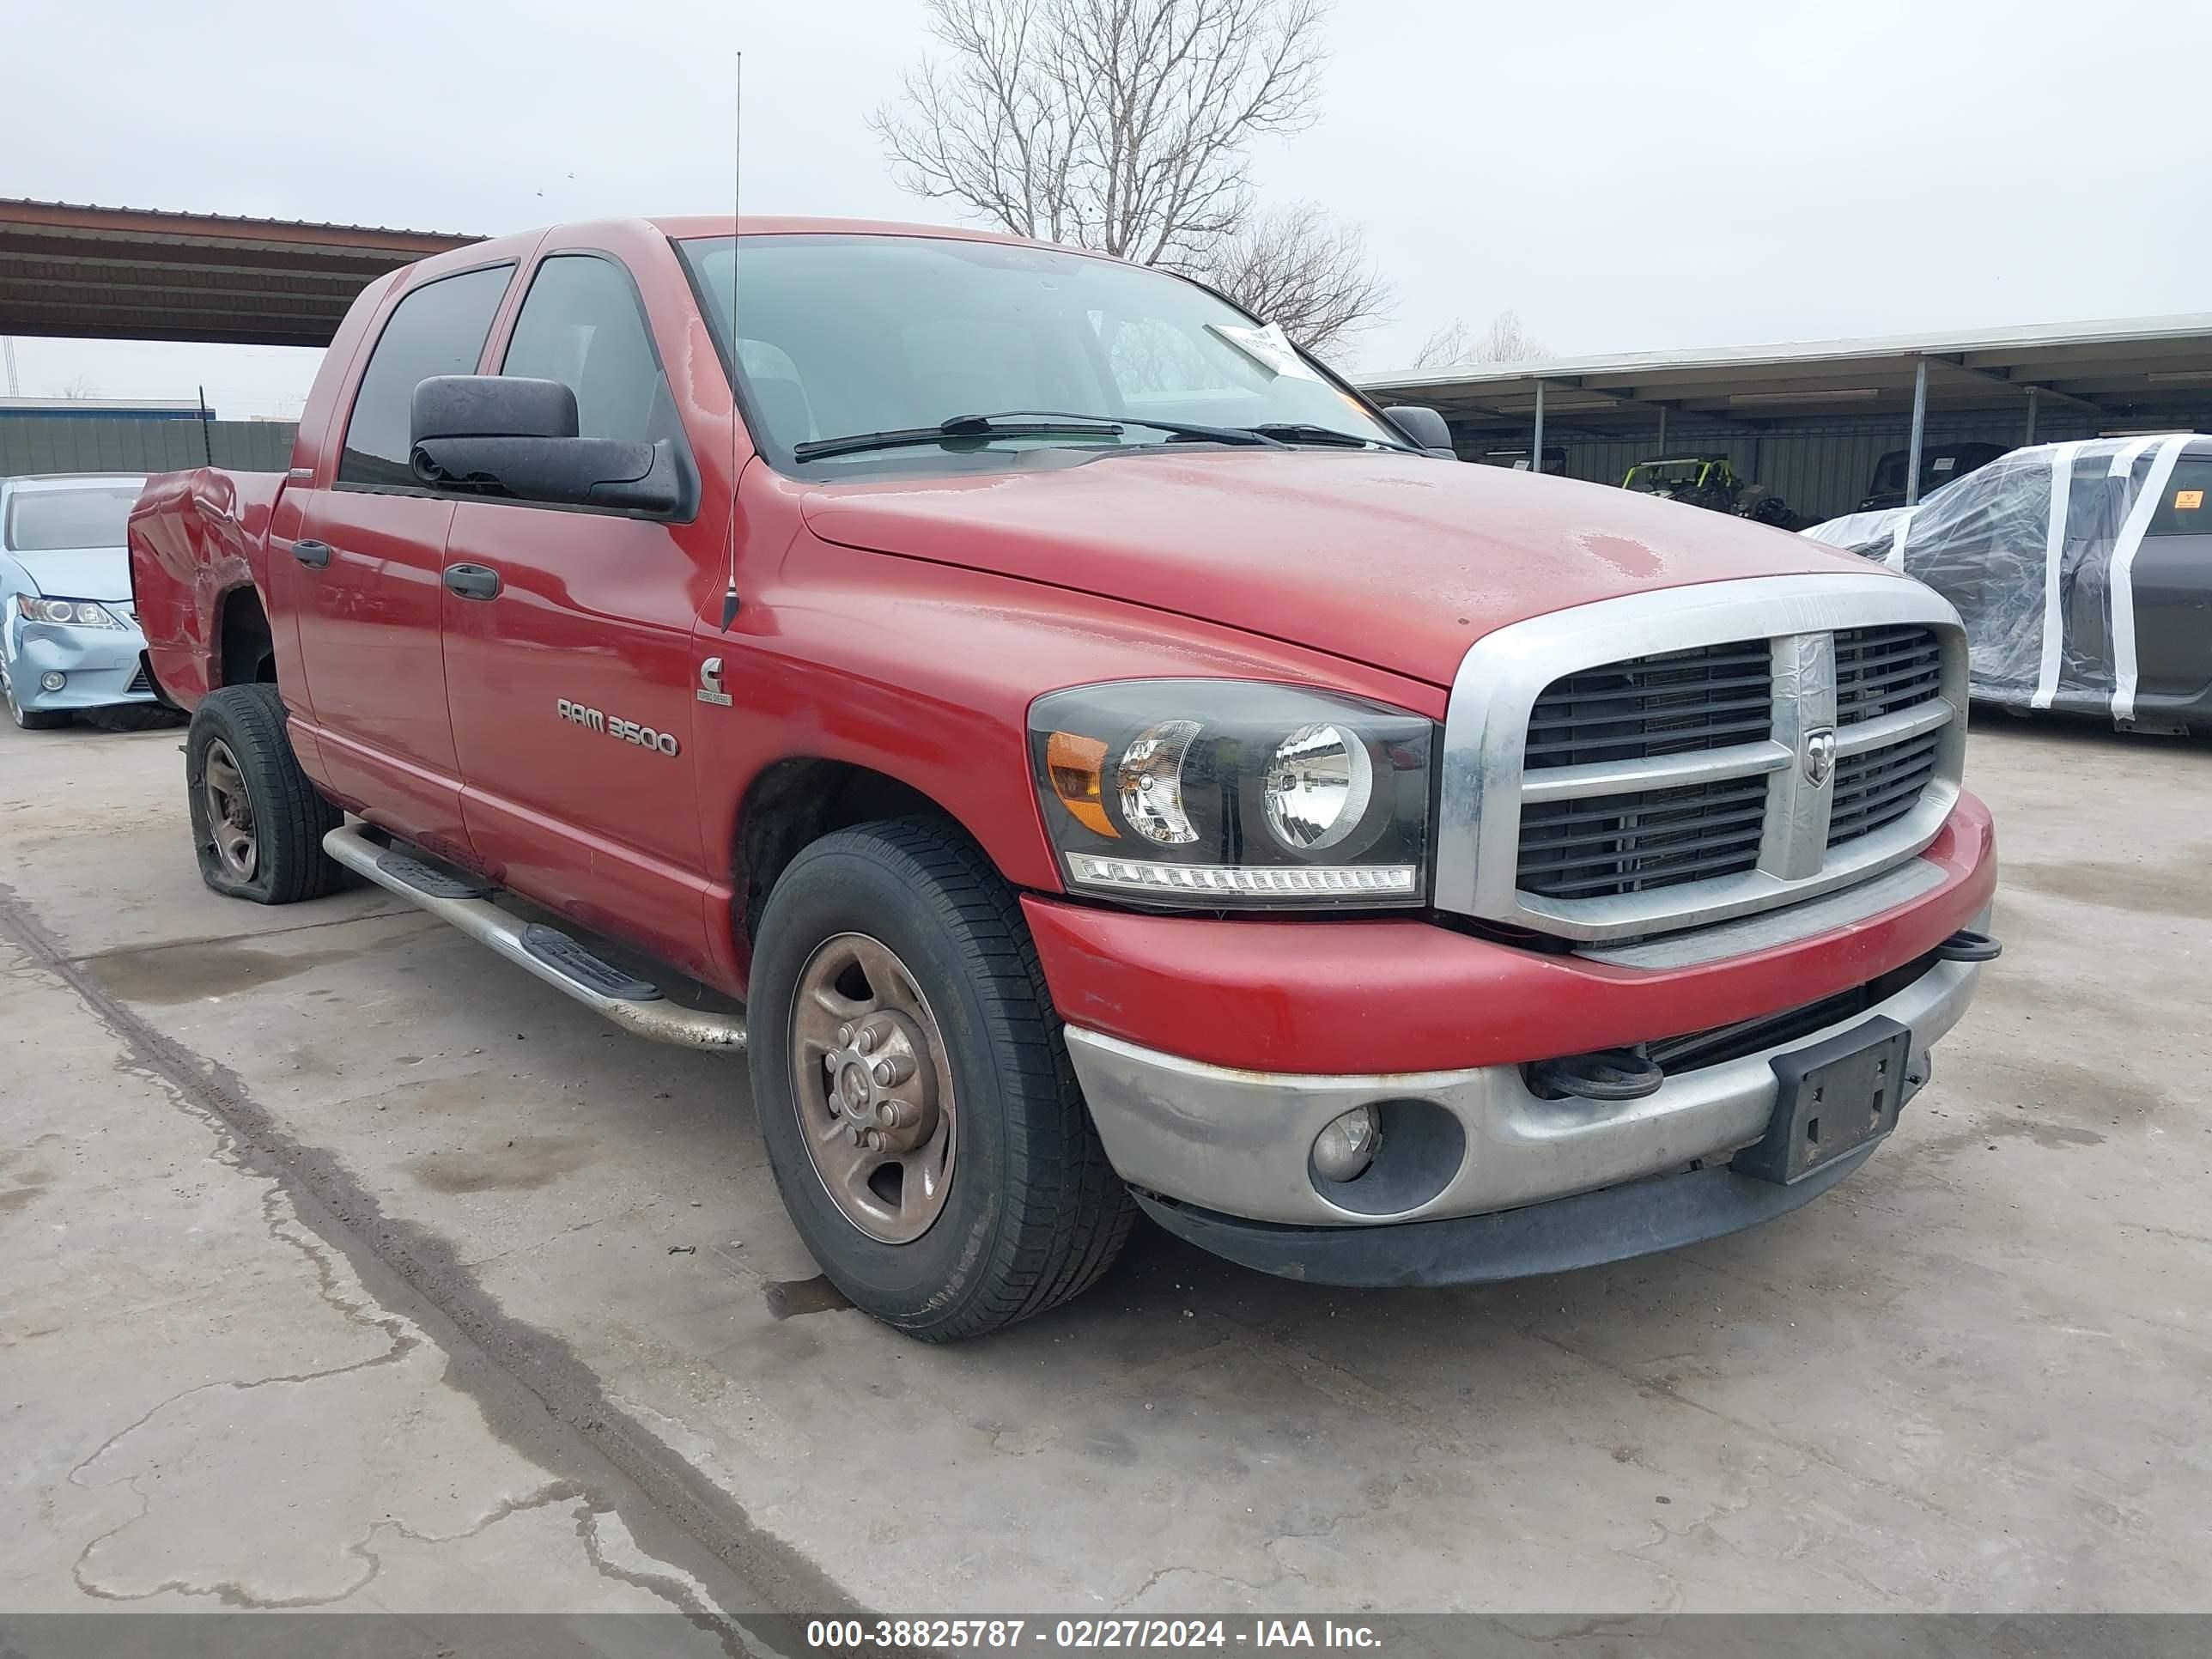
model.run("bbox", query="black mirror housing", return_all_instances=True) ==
[412,375,578,444]
[408,375,687,516]
[1382,404,1457,459]
[410,434,686,515]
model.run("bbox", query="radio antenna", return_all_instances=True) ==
[720,49,743,631]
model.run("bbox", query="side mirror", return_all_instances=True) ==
[1382,404,1456,459]
[408,375,686,516]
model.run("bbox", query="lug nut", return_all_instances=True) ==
[855,1027,877,1054]
[836,1024,854,1046]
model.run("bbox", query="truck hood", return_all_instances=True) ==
[801,450,1889,687]
[9,544,131,603]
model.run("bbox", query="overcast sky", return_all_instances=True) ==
[7,0,2209,416]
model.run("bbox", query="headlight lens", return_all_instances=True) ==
[1262,723,1374,852]
[15,595,125,629]
[1030,680,1431,909]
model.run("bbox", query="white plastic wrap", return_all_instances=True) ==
[1800,435,2205,719]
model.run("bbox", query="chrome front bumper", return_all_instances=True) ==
[1064,955,1982,1229]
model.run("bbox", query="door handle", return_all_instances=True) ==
[292,538,333,569]
[443,563,501,601]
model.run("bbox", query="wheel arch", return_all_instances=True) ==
[732,757,1000,946]
[215,582,278,688]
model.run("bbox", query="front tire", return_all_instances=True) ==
[748,819,1134,1340]
[185,684,343,904]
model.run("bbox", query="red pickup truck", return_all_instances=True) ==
[130,216,1998,1339]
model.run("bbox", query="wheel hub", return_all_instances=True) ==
[201,738,258,880]
[822,1011,939,1153]
[787,931,959,1244]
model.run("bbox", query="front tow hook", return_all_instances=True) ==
[1936,929,2002,963]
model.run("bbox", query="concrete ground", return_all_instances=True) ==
[1,708,2207,1621]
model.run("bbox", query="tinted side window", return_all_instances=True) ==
[338,265,511,487]
[500,255,675,445]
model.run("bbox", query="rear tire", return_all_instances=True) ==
[2,657,71,730]
[748,818,1134,1340]
[185,684,343,904]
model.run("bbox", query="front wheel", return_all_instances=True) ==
[185,684,343,903]
[748,819,1134,1340]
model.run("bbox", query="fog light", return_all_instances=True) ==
[40,672,66,692]
[1311,1105,1382,1182]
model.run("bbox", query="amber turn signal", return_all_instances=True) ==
[1045,731,1116,837]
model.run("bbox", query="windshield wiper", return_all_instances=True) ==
[793,415,1122,463]
[956,410,1286,448]
[1240,422,1414,452]
[790,409,1286,463]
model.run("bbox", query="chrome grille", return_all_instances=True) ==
[1440,575,1970,945]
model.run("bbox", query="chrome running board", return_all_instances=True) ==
[323,822,748,1052]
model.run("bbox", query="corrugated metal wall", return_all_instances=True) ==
[1457,407,2126,522]
[0,417,299,477]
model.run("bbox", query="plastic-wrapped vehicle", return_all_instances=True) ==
[1802,434,2212,733]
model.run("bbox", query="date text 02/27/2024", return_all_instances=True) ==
[803,1619,1384,1650]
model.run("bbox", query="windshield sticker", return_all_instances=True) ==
[2175,489,2203,512]
[1207,321,1322,381]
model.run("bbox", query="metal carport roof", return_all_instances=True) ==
[1359,314,2212,437]
[0,198,483,349]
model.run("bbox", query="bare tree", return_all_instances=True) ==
[57,374,101,399]
[1413,309,1551,368]
[1412,319,1468,369]
[874,0,1329,270]
[1199,204,1389,354]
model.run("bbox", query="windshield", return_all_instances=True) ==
[1629,461,1703,489]
[3,483,143,552]
[678,234,1405,466]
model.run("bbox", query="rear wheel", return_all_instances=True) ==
[1,656,71,730]
[748,819,1134,1340]
[185,684,343,904]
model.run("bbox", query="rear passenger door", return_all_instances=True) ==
[278,262,514,861]
[441,249,716,978]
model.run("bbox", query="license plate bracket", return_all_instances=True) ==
[1732,1015,1912,1186]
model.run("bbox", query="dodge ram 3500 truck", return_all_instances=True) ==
[130,217,1999,1340]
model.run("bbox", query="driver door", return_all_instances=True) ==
[441,249,719,979]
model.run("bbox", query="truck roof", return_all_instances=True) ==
[413,216,1121,281]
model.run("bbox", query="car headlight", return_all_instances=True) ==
[15,595,126,630]
[1029,680,1431,909]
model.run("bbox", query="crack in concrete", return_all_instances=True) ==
[575,1500,760,1656]
[69,1477,588,1608]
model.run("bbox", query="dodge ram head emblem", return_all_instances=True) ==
[1802,726,1838,787]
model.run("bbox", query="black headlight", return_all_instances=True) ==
[1027,680,1432,910]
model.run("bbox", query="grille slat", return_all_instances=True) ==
[1826,731,1942,846]
[1521,641,1772,775]
[1516,772,1769,899]
[1836,624,1944,725]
